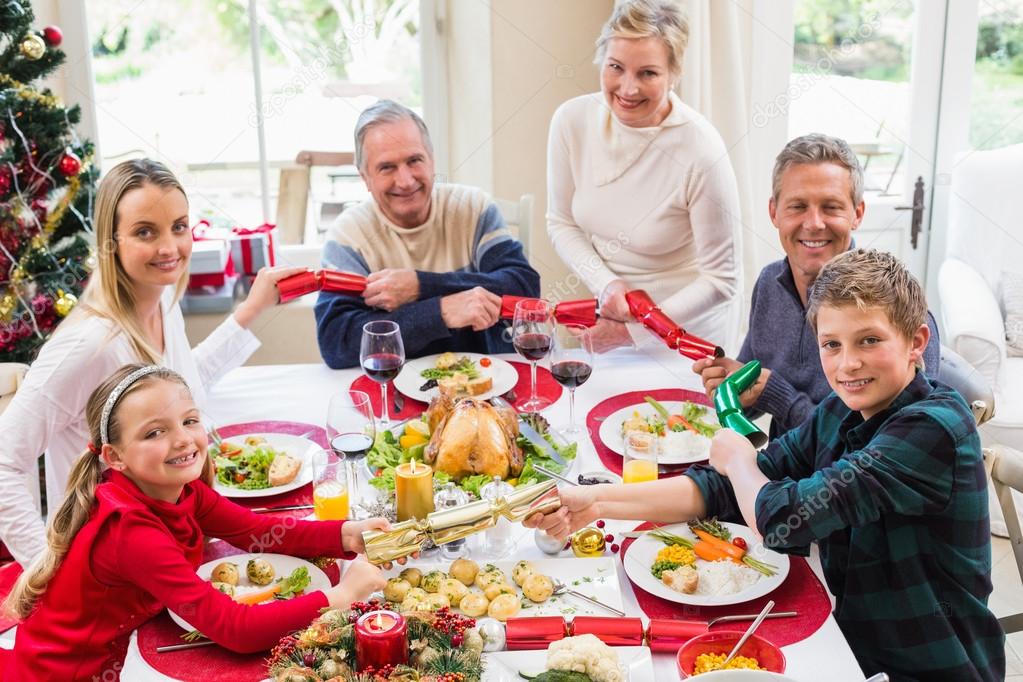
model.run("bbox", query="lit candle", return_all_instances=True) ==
[395,458,434,522]
[354,609,407,671]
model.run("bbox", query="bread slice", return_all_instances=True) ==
[438,373,493,398]
[268,453,301,487]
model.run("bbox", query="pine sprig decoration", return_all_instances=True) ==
[424,650,484,679]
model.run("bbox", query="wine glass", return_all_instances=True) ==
[360,320,405,427]
[512,298,554,412]
[326,390,375,519]
[550,324,595,437]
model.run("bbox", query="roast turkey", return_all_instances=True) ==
[423,397,524,481]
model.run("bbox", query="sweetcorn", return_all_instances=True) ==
[692,652,763,673]
[655,544,696,566]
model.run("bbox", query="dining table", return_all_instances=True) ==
[5,344,868,680]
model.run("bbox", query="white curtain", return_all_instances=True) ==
[672,0,796,344]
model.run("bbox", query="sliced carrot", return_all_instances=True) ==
[667,414,700,435]
[694,540,744,565]
[234,584,281,605]
[693,528,745,560]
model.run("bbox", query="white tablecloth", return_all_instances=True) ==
[102,346,865,680]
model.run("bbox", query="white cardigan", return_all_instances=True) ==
[546,91,742,349]
[0,289,259,565]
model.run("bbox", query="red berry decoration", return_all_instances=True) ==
[604,533,614,543]
[610,543,620,553]
[596,519,605,529]
[42,25,63,47]
[451,633,464,647]
[732,537,748,550]
[302,651,316,667]
[58,150,81,177]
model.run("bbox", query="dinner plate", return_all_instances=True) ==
[168,553,331,632]
[598,400,719,464]
[485,646,653,681]
[623,522,790,607]
[212,432,317,498]
[393,353,518,402]
[380,556,622,618]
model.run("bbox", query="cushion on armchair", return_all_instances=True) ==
[938,257,1006,386]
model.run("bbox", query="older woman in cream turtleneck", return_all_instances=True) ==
[546,0,742,353]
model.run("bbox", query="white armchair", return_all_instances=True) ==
[938,143,1023,452]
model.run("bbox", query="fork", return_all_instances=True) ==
[551,579,625,616]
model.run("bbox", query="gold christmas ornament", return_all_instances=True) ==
[570,527,607,557]
[10,266,25,283]
[0,292,15,321]
[54,290,77,317]
[19,34,45,60]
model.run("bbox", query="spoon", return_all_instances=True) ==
[718,599,774,669]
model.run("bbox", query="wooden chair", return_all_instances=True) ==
[276,151,357,244]
[988,444,1023,633]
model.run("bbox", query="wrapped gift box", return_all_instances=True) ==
[230,224,278,274]
[190,239,231,275]
[181,278,238,314]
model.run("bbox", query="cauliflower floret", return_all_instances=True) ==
[545,634,622,682]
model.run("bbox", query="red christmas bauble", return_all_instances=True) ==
[0,167,10,195]
[42,26,63,47]
[59,151,81,177]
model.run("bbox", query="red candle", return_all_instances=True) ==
[355,610,408,671]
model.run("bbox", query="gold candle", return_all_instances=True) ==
[395,459,434,522]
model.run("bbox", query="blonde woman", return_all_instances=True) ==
[0,159,303,566]
[547,0,742,352]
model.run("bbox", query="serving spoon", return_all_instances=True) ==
[717,599,774,669]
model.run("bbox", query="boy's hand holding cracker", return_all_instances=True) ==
[709,428,759,477]
[693,357,771,408]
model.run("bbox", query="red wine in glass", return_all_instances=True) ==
[550,360,592,389]
[514,332,552,362]
[330,433,374,461]
[362,353,403,383]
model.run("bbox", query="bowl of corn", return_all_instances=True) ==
[676,631,785,678]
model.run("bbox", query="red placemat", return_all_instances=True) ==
[137,612,267,682]
[586,388,711,476]
[507,361,563,409]
[0,561,24,633]
[351,375,429,421]
[621,522,832,647]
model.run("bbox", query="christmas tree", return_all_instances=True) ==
[0,0,97,363]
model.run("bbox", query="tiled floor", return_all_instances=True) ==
[990,535,1023,678]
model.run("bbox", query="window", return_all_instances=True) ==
[787,0,915,196]
[969,0,1023,151]
[85,0,427,241]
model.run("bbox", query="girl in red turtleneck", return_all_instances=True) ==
[2,364,391,681]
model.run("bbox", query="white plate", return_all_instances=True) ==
[213,432,317,499]
[394,353,518,402]
[168,553,331,632]
[623,522,790,607]
[381,556,621,618]
[485,645,653,681]
[598,400,718,464]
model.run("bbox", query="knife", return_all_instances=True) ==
[517,419,567,467]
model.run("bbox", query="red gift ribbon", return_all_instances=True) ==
[320,269,368,295]
[499,296,597,327]
[188,272,228,289]
[570,616,645,646]
[232,223,277,272]
[505,616,568,650]
[646,618,708,652]
[624,289,723,361]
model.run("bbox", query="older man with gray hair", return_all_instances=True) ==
[315,100,540,368]
[693,133,941,439]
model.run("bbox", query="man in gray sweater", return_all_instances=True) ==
[694,134,940,439]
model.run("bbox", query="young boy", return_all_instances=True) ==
[525,249,1003,680]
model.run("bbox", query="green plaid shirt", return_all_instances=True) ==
[687,372,1004,681]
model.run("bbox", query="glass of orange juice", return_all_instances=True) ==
[312,450,350,520]
[622,432,658,484]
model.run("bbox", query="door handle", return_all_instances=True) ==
[894,176,925,249]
